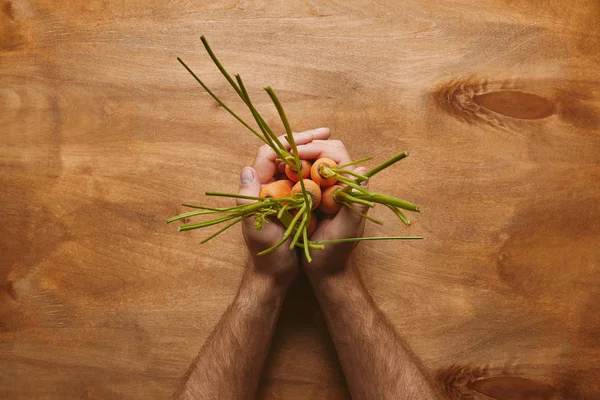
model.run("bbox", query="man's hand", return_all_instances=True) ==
[236,127,332,288]
[294,140,369,277]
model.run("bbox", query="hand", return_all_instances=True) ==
[295,140,369,278]
[237,128,331,289]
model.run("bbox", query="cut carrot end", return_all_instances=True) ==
[311,158,338,187]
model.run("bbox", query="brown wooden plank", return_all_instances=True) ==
[2,1,599,398]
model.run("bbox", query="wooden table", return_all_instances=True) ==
[2,1,599,398]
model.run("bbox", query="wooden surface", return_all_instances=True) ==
[2,1,600,398]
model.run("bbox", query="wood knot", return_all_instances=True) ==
[432,78,556,128]
[1,280,18,300]
[436,365,563,400]
[0,0,26,51]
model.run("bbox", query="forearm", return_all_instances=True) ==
[176,269,286,400]
[310,267,439,400]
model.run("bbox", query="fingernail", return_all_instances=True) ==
[240,167,254,185]
[316,127,329,132]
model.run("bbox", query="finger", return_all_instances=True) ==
[294,142,352,165]
[253,130,323,183]
[298,127,331,141]
[279,127,330,148]
[237,166,261,206]
[336,167,370,224]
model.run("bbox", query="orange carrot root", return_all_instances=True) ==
[311,157,338,187]
[292,179,322,210]
[285,159,312,182]
[259,180,293,199]
[319,185,344,214]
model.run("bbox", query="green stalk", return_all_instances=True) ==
[343,203,383,225]
[334,174,372,195]
[313,236,423,244]
[336,191,375,208]
[182,204,237,211]
[179,213,241,231]
[289,210,309,249]
[200,214,250,244]
[330,168,370,181]
[354,193,420,212]
[205,192,265,201]
[362,151,409,180]
[167,209,223,224]
[277,204,291,219]
[176,58,266,144]
[385,205,411,226]
[257,205,306,256]
[302,228,312,262]
[235,75,283,157]
[265,86,312,207]
[200,35,243,96]
[337,157,372,169]
[235,75,289,161]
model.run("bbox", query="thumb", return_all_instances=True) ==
[237,166,261,206]
[337,167,370,224]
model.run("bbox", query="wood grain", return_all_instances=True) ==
[1,0,599,398]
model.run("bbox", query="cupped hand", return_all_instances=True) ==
[237,127,331,288]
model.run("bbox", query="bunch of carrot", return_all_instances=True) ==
[168,36,422,262]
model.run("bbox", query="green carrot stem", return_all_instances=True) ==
[342,203,383,225]
[385,205,411,226]
[277,204,291,219]
[167,209,225,224]
[179,213,240,231]
[200,35,243,97]
[178,202,267,231]
[264,86,293,138]
[200,214,250,244]
[313,236,423,244]
[257,205,306,256]
[182,204,234,211]
[335,175,372,195]
[265,86,312,207]
[234,75,283,156]
[331,168,370,181]
[204,192,265,201]
[235,75,289,156]
[294,242,324,250]
[176,58,266,145]
[354,193,420,212]
[362,151,409,180]
[337,157,372,169]
[336,192,375,208]
[302,228,312,262]
[289,210,309,249]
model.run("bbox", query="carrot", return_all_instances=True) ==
[259,180,293,199]
[311,157,338,187]
[319,185,344,214]
[285,159,312,182]
[307,212,318,237]
[292,179,321,210]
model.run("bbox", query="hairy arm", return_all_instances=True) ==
[297,140,440,399]
[309,267,440,400]
[175,269,285,400]
[174,129,332,399]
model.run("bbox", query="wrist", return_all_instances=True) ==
[307,266,363,303]
[235,269,289,313]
